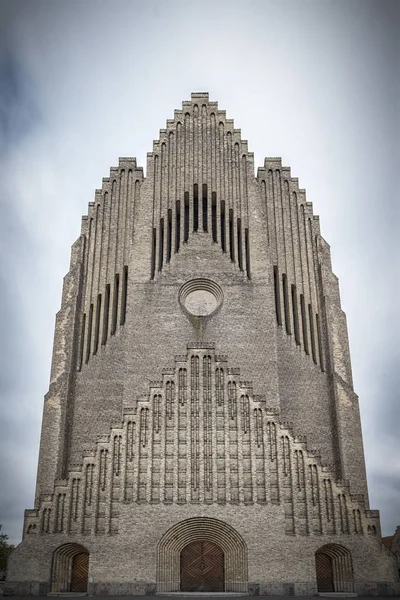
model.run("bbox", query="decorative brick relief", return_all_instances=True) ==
[26,346,378,539]
[41,508,51,534]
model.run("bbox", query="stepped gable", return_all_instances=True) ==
[25,345,378,539]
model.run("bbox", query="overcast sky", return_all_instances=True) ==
[0,0,398,545]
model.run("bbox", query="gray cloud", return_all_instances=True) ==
[0,53,40,154]
[0,0,398,544]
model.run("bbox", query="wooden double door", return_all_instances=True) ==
[180,541,224,592]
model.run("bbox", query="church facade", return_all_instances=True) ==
[6,93,399,596]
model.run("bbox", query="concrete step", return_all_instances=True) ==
[318,594,358,598]
[47,594,87,597]
[158,594,249,597]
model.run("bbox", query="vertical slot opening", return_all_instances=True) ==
[300,294,309,354]
[102,284,110,345]
[245,228,251,279]
[282,274,291,334]
[78,313,86,371]
[175,200,181,252]
[273,266,282,326]
[211,192,217,242]
[316,314,325,371]
[120,266,128,325]
[202,184,208,232]
[93,294,102,354]
[111,273,119,336]
[167,209,172,262]
[150,228,156,279]
[291,284,300,345]
[85,303,93,363]
[237,218,243,270]
[220,200,226,252]
[308,304,317,363]
[229,209,235,261]
[184,192,189,242]
[193,184,198,232]
[158,218,164,271]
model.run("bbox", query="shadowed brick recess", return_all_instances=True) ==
[5,93,400,596]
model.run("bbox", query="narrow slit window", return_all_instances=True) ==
[167,209,172,262]
[220,200,226,252]
[237,218,243,270]
[193,184,198,232]
[282,274,291,334]
[273,266,282,326]
[93,294,102,354]
[316,314,325,371]
[175,200,181,252]
[120,266,128,325]
[211,192,217,241]
[150,227,156,279]
[158,218,164,271]
[184,192,189,242]
[308,304,317,363]
[85,304,93,363]
[78,313,86,370]
[300,294,309,354]
[245,228,251,279]
[111,274,119,336]
[291,284,300,345]
[102,284,110,345]
[229,209,235,261]
[202,184,208,232]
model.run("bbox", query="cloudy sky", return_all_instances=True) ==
[0,0,398,545]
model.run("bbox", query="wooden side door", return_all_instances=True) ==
[316,552,334,592]
[71,552,89,592]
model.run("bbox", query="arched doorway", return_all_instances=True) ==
[157,517,248,593]
[180,540,224,592]
[51,543,89,593]
[315,544,354,593]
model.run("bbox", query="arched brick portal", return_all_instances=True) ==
[51,543,89,593]
[315,544,354,593]
[157,517,248,592]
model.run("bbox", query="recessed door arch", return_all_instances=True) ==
[51,543,89,593]
[315,544,354,593]
[157,517,248,593]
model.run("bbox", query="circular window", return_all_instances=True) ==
[179,279,223,317]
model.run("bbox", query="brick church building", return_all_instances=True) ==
[6,93,399,595]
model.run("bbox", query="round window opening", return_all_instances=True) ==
[179,279,223,318]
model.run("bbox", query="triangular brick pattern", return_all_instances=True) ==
[24,345,380,540]
[148,94,253,278]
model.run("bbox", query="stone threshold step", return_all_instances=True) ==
[158,594,249,597]
[47,594,87,597]
[318,594,358,598]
